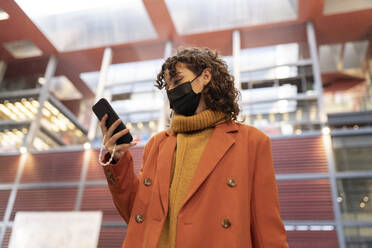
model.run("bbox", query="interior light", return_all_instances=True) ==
[42,108,51,117]
[322,225,334,231]
[20,146,27,154]
[6,102,27,119]
[31,100,40,108]
[38,77,45,85]
[309,225,322,231]
[74,130,83,137]
[284,225,295,231]
[33,137,49,150]
[149,121,156,129]
[15,102,34,119]
[322,126,330,135]
[296,225,309,231]
[44,101,59,115]
[66,119,75,129]
[0,103,18,120]
[269,113,275,122]
[22,99,38,113]
[0,10,9,21]
[51,116,67,131]
[309,106,317,121]
[282,112,289,122]
[296,109,302,121]
[83,142,91,150]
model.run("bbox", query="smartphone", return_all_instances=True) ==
[92,98,133,144]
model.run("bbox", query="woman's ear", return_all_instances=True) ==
[202,68,212,86]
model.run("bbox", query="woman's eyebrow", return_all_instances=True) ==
[170,72,182,80]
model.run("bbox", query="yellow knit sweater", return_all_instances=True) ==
[157,110,226,248]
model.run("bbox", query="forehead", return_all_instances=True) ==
[164,63,189,82]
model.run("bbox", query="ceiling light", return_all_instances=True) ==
[322,127,331,135]
[20,146,27,154]
[0,9,9,21]
[38,77,45,85]
[83,142,91,150]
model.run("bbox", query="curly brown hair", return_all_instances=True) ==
[156,47,240,120]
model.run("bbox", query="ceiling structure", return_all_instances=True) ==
[0,0,371,99]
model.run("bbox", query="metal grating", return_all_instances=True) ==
[286,230,339,247]
[98,227,127,248]
[81,186,123,222]
[21,151,84,182]
[0,190,10,220]
[0,228,11,248]
[271,137,329,174]
[10,188,77,221]
[0,155,19,183]
[278,180,335,220]
[86,149,106,181]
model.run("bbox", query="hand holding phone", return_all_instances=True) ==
[92,98,137,161]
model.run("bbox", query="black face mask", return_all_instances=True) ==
[166,74,201,116]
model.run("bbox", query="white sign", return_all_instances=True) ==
[9,211,102,248]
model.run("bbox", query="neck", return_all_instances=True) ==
[194,95,207,114]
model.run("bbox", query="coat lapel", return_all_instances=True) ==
[182,122,238,208]
[156,132,177,214]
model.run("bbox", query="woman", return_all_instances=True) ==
[99,47,289,248]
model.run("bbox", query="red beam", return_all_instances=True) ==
[143,0,177,40]
[0,0,57,55]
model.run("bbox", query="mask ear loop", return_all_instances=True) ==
[190,70,204,84]
[98,134,117,166]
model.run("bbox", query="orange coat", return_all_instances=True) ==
[102,121,289,248]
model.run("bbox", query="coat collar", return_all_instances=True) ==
[157,121,238,214]
[165,120,238,136]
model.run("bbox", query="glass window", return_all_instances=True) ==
[332,135,372,171]
[240,43,300,71]
[15,0,157,51]
[324,0,372,15]
[165,0,298,35]
[337,178,372,222]
[344,226,372,248]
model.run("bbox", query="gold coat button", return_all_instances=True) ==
[222,218,231,228]
[143,178,152,186]
[135,214,144,223]
[227,178,236,187]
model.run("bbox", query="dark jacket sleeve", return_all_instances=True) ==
[250,135,289,247]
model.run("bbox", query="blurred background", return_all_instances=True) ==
[0,0,371,247]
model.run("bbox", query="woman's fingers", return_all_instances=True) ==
[100,114,108,137]
[106,129,129,147]
[115,138,139,150]
[106,119,122,141]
